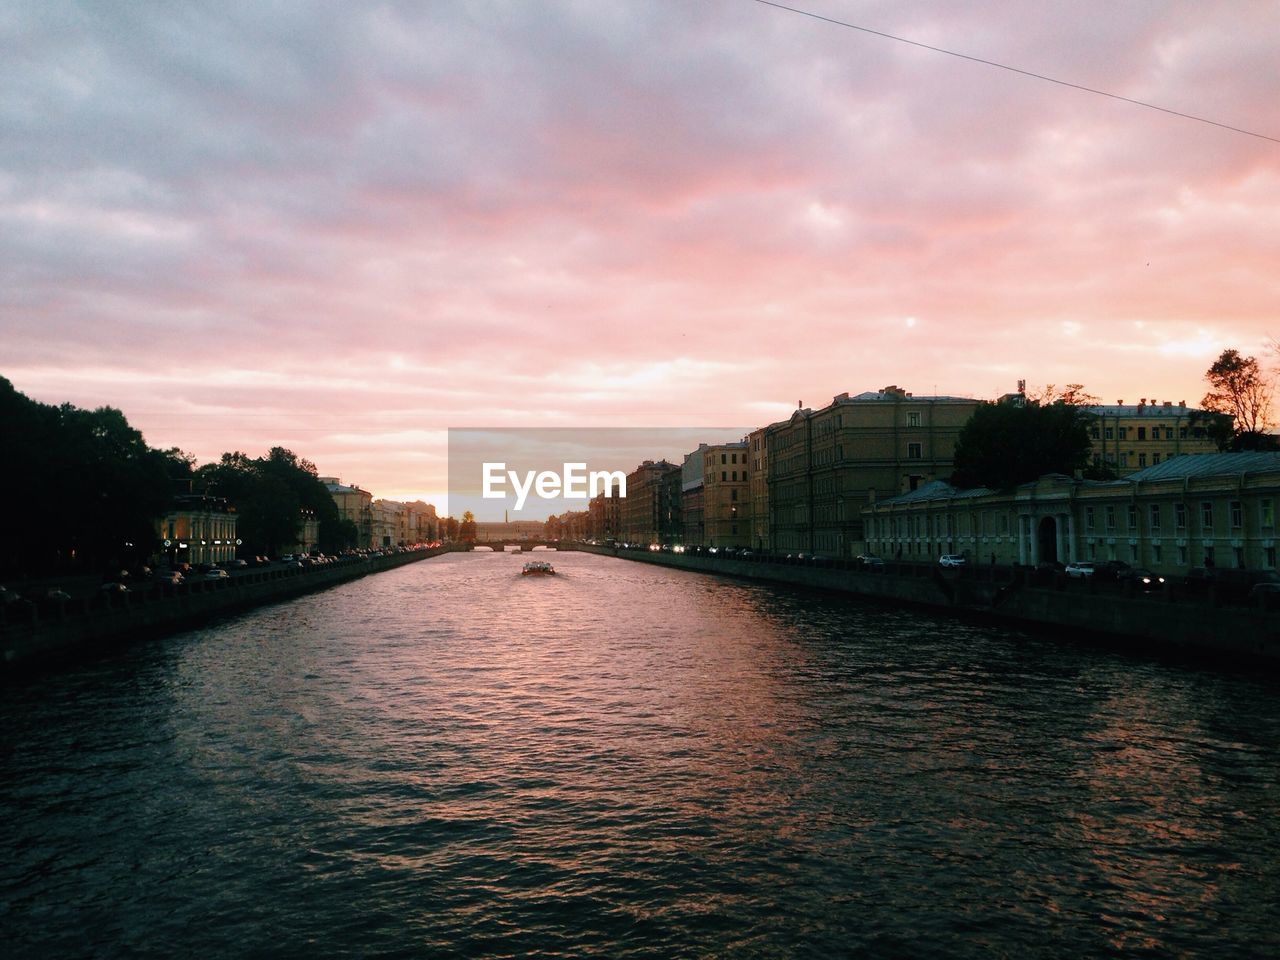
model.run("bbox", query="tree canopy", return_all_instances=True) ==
[195,447,350,556]
[1200,348,1275,449]
[950,401,1093,491]
[0,376,191,577]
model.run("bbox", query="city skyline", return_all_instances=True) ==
[5,1,1278,505]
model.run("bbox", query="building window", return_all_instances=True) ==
[1267,546,1277,568]
[1180,427,1188,439]
[1152,543,1162,564]
[1105,427,1114,439]
[1138,454,1147,467]
[1085,506,1095,531]
[1152,453,1161,465]
[1234,546,1244,568]
[1263,499,1275,529]
[1204,546,1215,566]
[1178,544,1188,565]
[1137,427,1146,440]
[1119,454,1128,468]
[1166,428,1174,440]
[1105,505,1116,531]
[721,471,726,482]
[1127,504,1138,529]
[721,454,726,464]
[731,489,738,502]
[907,411,921,427]
[1149,504,1161,531]
[1201,501,1214,531]
[1175,504,1187,530]
[1119,427,1128,440]
[907,442,922,459]
[1231,501,1243,529]
[1090,427,1100,439]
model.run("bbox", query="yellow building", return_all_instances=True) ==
[703,440,751,548]
[767,386,981,557]
[321,476,373,547]
[862,452,1280,575]
[1084,400,1220,476]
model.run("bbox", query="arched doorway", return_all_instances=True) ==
[1036,516,1058,565]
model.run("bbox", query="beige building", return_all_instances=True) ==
[1085,400,1221,476]
[703,440,751,548]
[767,386,981,557]
[862,452,1280,575]
[321,477,374,547]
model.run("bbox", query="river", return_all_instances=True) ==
[4,550,1280,958]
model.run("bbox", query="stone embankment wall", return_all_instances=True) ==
[568,545,1280,661]
[1,548,455,672]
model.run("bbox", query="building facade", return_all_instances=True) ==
[681,446,707,547]
[862,452,1280,575]
[747,424,775,552]
[767,387,981,557]
[155,494,238,567]
[321,477,374,547]
[620,460,682,545]
[703,440,750,548]
[588,491,621,542]
[1084,400,1220,476]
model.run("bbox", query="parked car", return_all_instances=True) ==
[855,555,886,570]
[1249,573,1280,600]
[153,570,185,586]
[1064,561,1095,578]
[203,568,230,581]
[939,554,967,568]
[1092,560,1133,581]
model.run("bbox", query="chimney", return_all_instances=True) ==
[1163,401,1173,408]
[1117,399,1124,406]
[1179,400,1186,407]
[833,392,849,403]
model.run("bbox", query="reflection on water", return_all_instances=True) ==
[3,551,1280,958]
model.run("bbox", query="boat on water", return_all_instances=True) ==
[522,560,556,576]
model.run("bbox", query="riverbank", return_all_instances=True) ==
[571,544,1280,661]
[1,547,458,673]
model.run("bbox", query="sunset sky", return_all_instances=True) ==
[4,1,1278,509]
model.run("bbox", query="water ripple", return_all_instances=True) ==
[4,551,1280,958]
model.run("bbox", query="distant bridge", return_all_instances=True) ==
[469,540,564,553]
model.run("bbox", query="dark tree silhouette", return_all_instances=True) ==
[951,401,1093,491]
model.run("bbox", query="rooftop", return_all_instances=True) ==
[1126,452,1280,482]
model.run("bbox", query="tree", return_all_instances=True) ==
[459,510,477,542]
[1201,348,1272,445]
[0,378,177,577]
[951,401,1093,491]
[1028,383,1098,406]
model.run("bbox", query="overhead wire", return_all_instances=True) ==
[751,0,1280,145]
